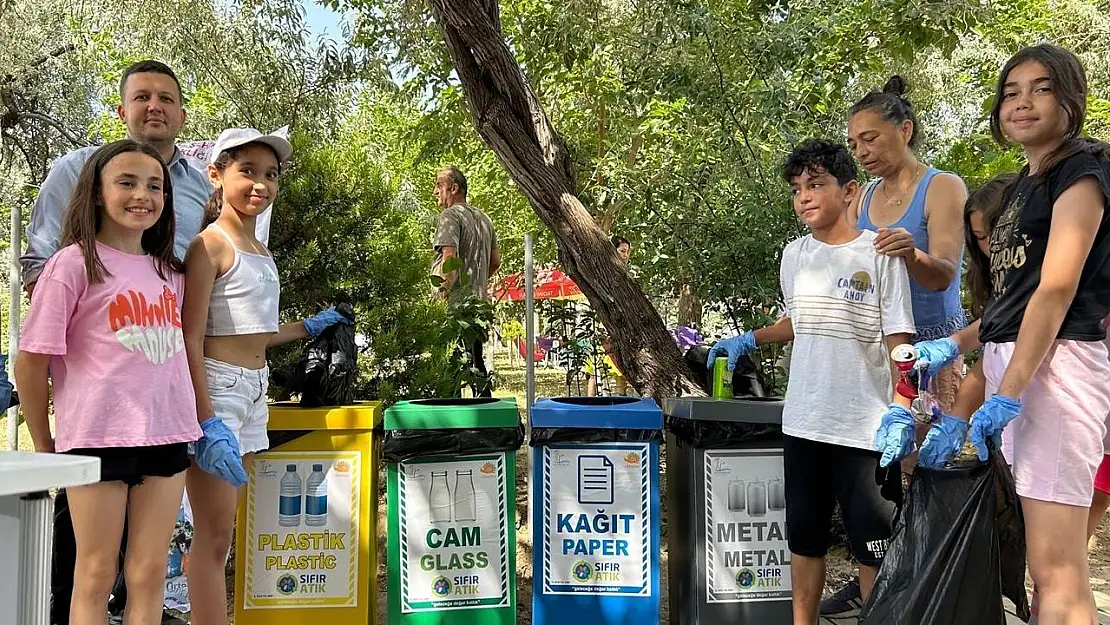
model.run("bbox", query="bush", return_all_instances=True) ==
[267,133,490,404]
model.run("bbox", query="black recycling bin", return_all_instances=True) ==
[663,397,790,625]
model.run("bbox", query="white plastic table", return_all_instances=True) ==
[0,451,100,625]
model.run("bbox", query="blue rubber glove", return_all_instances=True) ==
[194,417,248,487]
[970,394,1022,462]
[913,337,961,378]
[874,405,916,468]
[0,355,12,411]
[304,306,352,338]
[705,331,757,371]
[918,414,970,469]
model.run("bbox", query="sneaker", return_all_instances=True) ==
[820,577,863,618]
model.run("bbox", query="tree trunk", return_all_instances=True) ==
[425,0,703,400]
[677,284,703,328]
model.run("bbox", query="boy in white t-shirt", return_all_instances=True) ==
[707,139,916,624]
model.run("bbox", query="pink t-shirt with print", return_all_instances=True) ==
[21,243,201,452]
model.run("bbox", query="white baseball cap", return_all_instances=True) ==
[209,126,293,165]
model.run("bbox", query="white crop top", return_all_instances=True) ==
[205,224,281,336]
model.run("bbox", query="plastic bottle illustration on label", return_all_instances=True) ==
[305,464,328,527]
[453,469,476,522]
[747,480,767,517]
[279,464,303,527]
[429,471,453,523]
[727,480,746,512]
[768,478,785,511]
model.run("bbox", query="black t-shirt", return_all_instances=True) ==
[979,148,1110,344]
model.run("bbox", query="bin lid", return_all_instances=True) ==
[267,401,383,431]
[384,398,520,430]
[531,397,662,429]
[663,397,784,425]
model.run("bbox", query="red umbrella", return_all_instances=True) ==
[492,268,584,301]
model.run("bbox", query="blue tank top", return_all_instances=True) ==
[857,168,967,340]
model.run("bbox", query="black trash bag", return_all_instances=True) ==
[529,427,663,446]
[684,344,766,398]
[382,423,526,463]
[859,452,1030,625]
[664,412,782,449]
[271,303,357,407]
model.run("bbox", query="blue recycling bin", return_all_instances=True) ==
[530,397,662,625]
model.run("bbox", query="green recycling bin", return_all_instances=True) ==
[384,398,524,625]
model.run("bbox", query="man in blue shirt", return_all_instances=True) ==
[21,60,214,293]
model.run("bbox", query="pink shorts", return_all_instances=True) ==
[1096,456,1110,495]
[983,340,1110,507]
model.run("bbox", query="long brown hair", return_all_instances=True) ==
[989,44,1110,175]
[59,140,182,283]
[965,173,1019,317]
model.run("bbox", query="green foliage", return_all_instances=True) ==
[265,128,488,404]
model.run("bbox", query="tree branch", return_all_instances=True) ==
[18,111,87,147]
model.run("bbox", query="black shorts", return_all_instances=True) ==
[782,434,901,566]
[62,443,190,487]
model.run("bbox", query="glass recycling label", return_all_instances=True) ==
[398,453,510,612]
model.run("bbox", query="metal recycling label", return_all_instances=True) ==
[704,449,792,603]
[243,451,360,609]
[399,453,511,612]
[541,443,651,595]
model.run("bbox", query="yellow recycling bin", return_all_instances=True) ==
[235,401,382,625]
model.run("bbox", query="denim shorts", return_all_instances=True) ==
[204,357,270,454]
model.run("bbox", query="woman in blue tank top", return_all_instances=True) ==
[817,76,970,620]
[848,76,969,395]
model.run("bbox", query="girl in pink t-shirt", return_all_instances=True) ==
[15,140,202,625]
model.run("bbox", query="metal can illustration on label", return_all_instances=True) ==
[768,478,785,511]
[746,480,767,517]
[727,479,746,512]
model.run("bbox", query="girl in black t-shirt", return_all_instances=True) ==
[968,44,1110,624]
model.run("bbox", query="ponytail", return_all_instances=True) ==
[203,187,222,228]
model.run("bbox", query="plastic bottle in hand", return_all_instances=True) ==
[305,464,328,527]
[279,464,303,527]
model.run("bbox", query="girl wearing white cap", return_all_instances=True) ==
[180,127,351,625]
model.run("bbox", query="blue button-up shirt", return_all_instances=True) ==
[20,144,270,286]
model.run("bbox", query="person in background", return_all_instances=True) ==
[612,235,631,264]
[708,139,915,624]
[587,235,633,396]
[823,74,969,618]
[432,165,500,396]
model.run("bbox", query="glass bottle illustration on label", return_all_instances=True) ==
[305,463,328,526]
[746,480,767,517]
[453,469,477,522]
[768,478,786,511]
[429,471,452,523]
[279,464,303,527]
[727,480,746,512]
